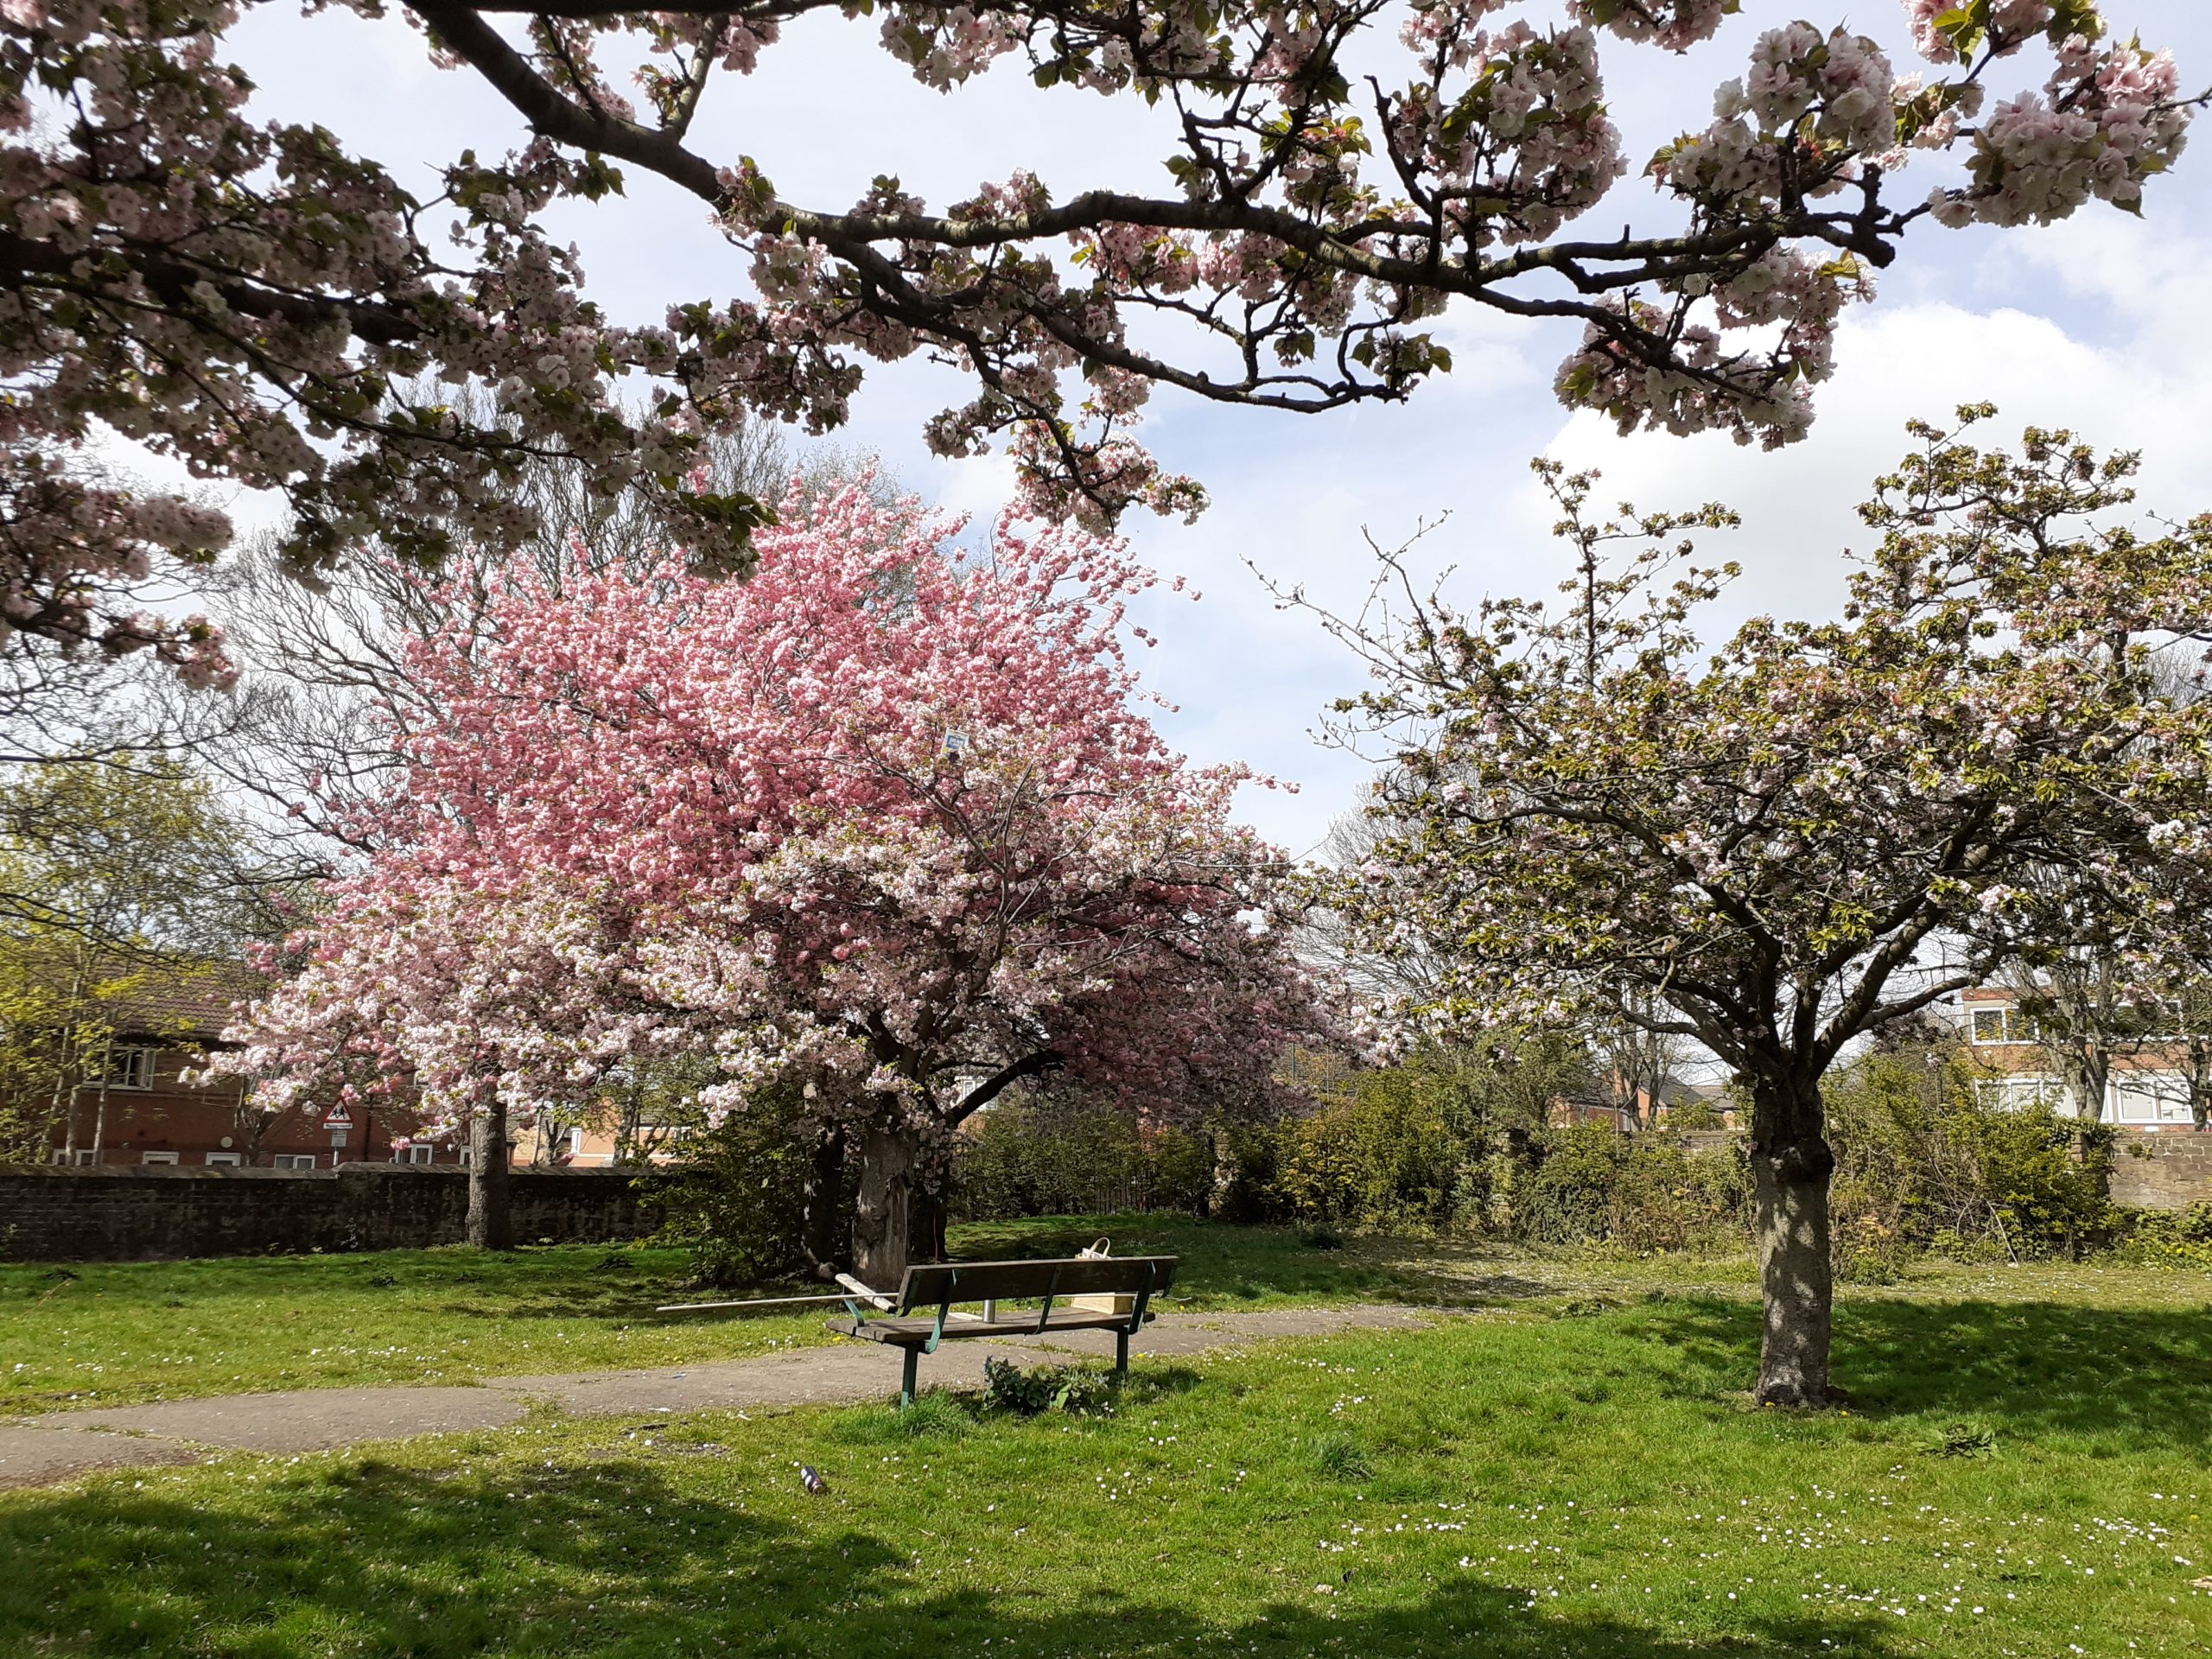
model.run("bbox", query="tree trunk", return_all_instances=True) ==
[801,1128,849,1274]
[467,1101,513,1250]
[852,1123,919,1289]
[2075,1050,2111,1122]
[1748,1075,1835,1408]
[912,1181,949,1264]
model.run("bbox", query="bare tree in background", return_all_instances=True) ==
[1589,985,1688,1129]
[204,409,881,857]
[1309,804,1447,1007]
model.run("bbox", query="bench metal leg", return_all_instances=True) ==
[1115,1328,1129,1376]
[900,1346,919,1408]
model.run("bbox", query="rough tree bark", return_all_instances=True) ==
[467,1098,513,1250]
[1748,1072,1835,1408]
[852,1122,920,1289]
[801,1127,849,1274]
[911,1180,950,1265]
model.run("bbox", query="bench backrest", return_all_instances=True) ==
[894,1255,1178,1315]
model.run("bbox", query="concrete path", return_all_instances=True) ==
[0,1304,1430,1491]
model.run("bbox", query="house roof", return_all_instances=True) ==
[28,955,268,1043]
[110,961,267,1041]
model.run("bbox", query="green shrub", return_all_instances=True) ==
[951,1098,1213,1221]
[980,1357,1119,1417]
[1959,1107,2113,1255]
[1826,1050,2115,1262]
[2108,1202,2212,1268]
[1606,1136,1751,1254]
[1274,1102,1368,1225]
[655,1084,835,1287]
[1207,1123,1290,1224]
[1512,1125,1626,1245]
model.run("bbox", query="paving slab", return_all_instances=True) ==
[0,1422,200,1489]
[40,1385,528,1454]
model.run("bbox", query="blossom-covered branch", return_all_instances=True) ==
[3,2,2196,680]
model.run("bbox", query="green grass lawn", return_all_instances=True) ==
[3,1278,2209,1657]
[5,1217,2207,1417]
[0,1215,1699,1416]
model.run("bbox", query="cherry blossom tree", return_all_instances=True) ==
[5,2,2197,683]
[1313,410,2212,1406]
[214,477,1338,1274]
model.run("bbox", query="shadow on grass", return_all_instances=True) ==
[0,1458,1908,1659]
[1620,1294,2212,1452]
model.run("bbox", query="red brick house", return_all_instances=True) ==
[1958,985,2201,1129]
[39,960,460,1168]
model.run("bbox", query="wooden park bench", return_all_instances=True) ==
[827,1255,1179,1406]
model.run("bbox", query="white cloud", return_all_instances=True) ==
[1538,282,2212,632]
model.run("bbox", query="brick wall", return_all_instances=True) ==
[0,1164,672,1262]
[2107,1131,2212,1211]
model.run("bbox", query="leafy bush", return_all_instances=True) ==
[655,1083,841,1287]
[1511,1125,1626,1245]
[1607,1135,1751,1253]
[952,1097,1213,1221]
[1958,1105,2114,1255]
[2108,1202,2212,1268]
[1826,1048,2116,1264]
[1205,1122,1290,1224]
[980,1357,1119,1417]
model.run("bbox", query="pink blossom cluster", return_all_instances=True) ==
[0,0,808,678]
[215,477,1340,1143]
[1389,22,1627,250]
[1567,0,1732,54]
[1552,285,1827,451]
[1908,0,2057,64]
[1659,25,1897,205]
[1930,35,2190,227]
[0,448,238,683]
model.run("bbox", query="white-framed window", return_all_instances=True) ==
[395,1143,435,1166]
[140,1149,180,1166]
[568,1125,586,1156]
[274,1153,320,1170]
[204,1151,243,1166]
[458,1145,473,1167]
[1974,1075,2073,1115]
[2111,1078,2194,1126]
[1968,1006,2036,1046]
[104,1045,156,1089]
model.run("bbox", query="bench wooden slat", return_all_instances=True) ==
[892,1255,1179,1311]
[825,1312,1137,1345]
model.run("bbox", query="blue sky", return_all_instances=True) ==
[207,1,2212,857]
